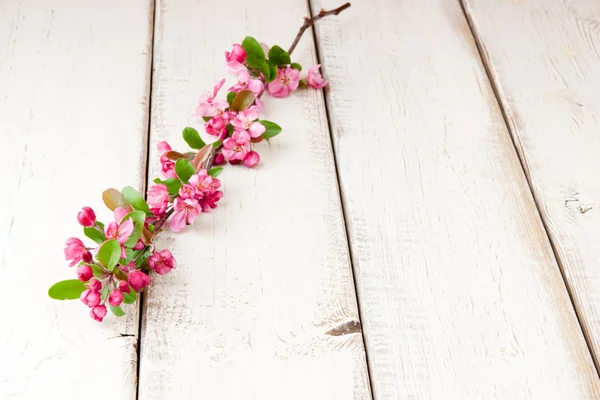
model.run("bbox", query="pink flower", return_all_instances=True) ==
[205,116,228,140]
[80,289,101,308]
[77,207,96,227]
[307,64,328,89]
[213,153,225,165]
[133,239,145,251]
[201,190,224,211]
[170,197,201,232]
[158,141,177,179]
[227,61,250,83]
[228,79,264,97]
[147,184,169,215]
[188,170,211,195]
[222,130,250,162]
[195,79,229,117]
[90,305,107,322]
[109,289,123,307]
[149,249,177,275]
[119,261,136,274]
[225,44,246,63]
[113,207,129,223]
[118,280,131,293]
[179,184,196,199]
[128,270,151,292]
[77,264,93,282]
[230,106,265,138]
[64,237,92,267]
[88,278,102,292]
[267,67,300,98]
[105,218,134,245]
[243,151,260,168]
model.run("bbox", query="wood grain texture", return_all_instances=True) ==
[311,0,600,397]
[138,0,371,399]
[0,1,153,398]
[462,0,600,370]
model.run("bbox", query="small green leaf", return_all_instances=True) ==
[231,90,255,112]
[212,140,223,148]
[153,177,182,195]
[268,45,291,66]
[208,167,223,178]
[290,62,302,71]
[268,65,278,82]
[90,264,105,277]
[175,159,195,183]
[182,127,206,150]
[121,186,151,214]
[147,223,155,233]
[96,221,105,230]
[48,279,86,300]
[102,188,128,211]
[260,120,282,139]
[202,116,211,122]
[97,239,121,271]
[242,36,266,69]
[109,305,125,317]
[83,227,106,245]
[121,211,146,248]
[122,290,137,304]
[100,285,109,303]
[135,247,152,268]
[259,62,270,80]
[227,92,236,107]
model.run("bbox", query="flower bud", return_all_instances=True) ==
[118,280,131,294]
[213,153,225,166]
[133,239,145,251]
[243,151,260,168]
[76,264,93,282]
[90,305,107,322]
[77,207,97,227]
[80,289,101,308]
[128,270,151,292]
[88,278,102,292]
[109,289,123,307]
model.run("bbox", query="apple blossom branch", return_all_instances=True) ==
[49,3,350,322]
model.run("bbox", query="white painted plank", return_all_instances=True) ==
[462,0,600,369]
[0,1,153,398]
[311,0,600,397]
[138,0,371,399]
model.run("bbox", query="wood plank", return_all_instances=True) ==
[138,0,371,398]
[461,0,600,369]
[311,0,600,397]
[0,1,153,398]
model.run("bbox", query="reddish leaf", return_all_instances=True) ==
[102,188,128,211]
[164,151,186,161]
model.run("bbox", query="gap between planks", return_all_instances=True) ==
[457,0,600,379]
[305,0,376,397]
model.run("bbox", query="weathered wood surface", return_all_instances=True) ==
[138,0,371,399]
[311,0,600,397]
[0,0,153,398]
[462,0,600,369]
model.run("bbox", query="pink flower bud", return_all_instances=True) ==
[306,64,328,89]
[88,278,102,292]
[109,289,123,307]
[118,280,131,293]
[149,249,177,276]
[128,270,151,292]
[64,237,92,267]
[225,43,246,64]
[76,207,97,227]
[243,151,260,168]
[213,153,225,165]
[90,305,107,322]
[76,264,93,282]
[133,239,145,251]
[80,289,101,308]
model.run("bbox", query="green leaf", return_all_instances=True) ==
[100,285,109,303]
[147,223,155,233]
[259,62,270,80]
[153,177,182,195]
[121,211,146,248]
[227,92,236,107]
[83,227,106,245]
[268,65,278,82]
[175,159,195,183]
[90,264,105,277]
[260,120,282,139]
[182,127,206,150]
[212,140,223,148]
[242,36,266,70]
[96,221,105,230]
[48,279,86,300]
[231,90,255,112]
[122,290,137,304]
[102,188,128,211]
[290,62,302,71]
[135,247,152,269]
[109,305,125,317]
[97,239,121,271]
[208,167,223,178]
[268,45,291,66]
[121,186,151,214]
[202,116,211,122]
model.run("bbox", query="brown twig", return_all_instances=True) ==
[287,2,351,55]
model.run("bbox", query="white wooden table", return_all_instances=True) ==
[2,0,600,398]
